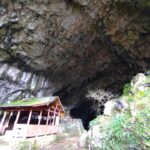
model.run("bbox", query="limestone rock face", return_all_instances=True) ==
[0,0,149,103]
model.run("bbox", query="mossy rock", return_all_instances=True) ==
[11,23,23,30]
[0,50,10,61]
[0,28,6,36]
[123,83,131,96]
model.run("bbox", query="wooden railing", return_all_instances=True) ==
[13,124,58,138]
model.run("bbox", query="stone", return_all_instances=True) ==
[0,7,7,15]
[14,3,22,10]
[0,16,8,28]
[0,64,9,76]
[61,15,77,30]
[0,28,6,36]
[10,12,19,23]
[0,51,10,61]
[6,66,21,81]
[131,73,147,93]
[30,75,38,90]
[115,100,129,111]
[10,45,18,50]
[74,0,90,6]
[20,72,32,84]
[79,131,88,148]
[27,22,37,30]
[104,101,115,116]
[10,17,19,23]
[0,0,149,103]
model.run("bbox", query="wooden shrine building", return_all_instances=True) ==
[0,96,65,138]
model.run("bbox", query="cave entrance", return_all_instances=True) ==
[70,99,104,130]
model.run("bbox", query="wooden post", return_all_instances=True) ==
[52,105,58,125]
[14,111,21,127]
[27,110,32,125]
[38,110,42,125]
[25,110,32,138]
[13,111,21,139]
[6,111,13,128]
[55,116,59,126]
[36,110,42,137]
[0,111,7,133]
[45,108,50,136]
[49,111,52,125]
[46,109,50,125]
[58,111,61,124]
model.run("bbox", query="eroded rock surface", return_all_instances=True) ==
[0,0,149,106]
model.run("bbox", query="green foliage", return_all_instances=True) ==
[144,74,150,83]
[16,140,30,150]
[54,134,65,143]
[11,23,23,30]
[89,73,150,150]
[0,28,6,36]
[90,116,101,126]
[16,140,39,150]
[123,83,131,96]
[115,0,150,7]
[104,108,150,150]
[0,97,51,107]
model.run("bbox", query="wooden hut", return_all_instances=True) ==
[0,96,65,138]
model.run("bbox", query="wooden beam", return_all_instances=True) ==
[50,106,62,112]
[0,111,7,132]
[1,106,48,112]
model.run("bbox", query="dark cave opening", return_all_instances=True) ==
[69,99,104,130]
[56,59,141,130]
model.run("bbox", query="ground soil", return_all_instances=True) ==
[0,134,87,150]
[42,134,87,150]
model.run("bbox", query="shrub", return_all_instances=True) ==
[89,73,150,150]
[16,140,39,150]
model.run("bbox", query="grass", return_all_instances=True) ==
[0,97,56,107]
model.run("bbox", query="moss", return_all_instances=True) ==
[139,0,150,8]
[0,50,10,61]
[0,28,6,36]
[21,43,32,52]
[8,98,38,105]
[11,23,23,30]
[123,83,131,96]
[0,97,55,107]
[16,140,39,150]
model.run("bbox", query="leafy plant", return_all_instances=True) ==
[89,73,150,150]
[16,140,39,150]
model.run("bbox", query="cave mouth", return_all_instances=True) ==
[67,65,142,130]
[69,99,105,130]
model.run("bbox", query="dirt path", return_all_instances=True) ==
[0,137,12,150]
[44,135,87,150]
[0,133,87,150]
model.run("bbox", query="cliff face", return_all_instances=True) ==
[0,0,149,104]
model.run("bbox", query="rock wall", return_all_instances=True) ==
[0,0,149,104]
